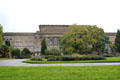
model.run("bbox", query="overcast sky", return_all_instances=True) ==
[0,0,120,32]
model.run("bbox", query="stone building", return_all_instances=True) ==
[3,25,116,55]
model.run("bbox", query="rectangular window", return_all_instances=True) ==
[29,42,31,46]
[33,42,36,46]
[25,42,27,46]
[19,42,22,46]
[49,39,53,46]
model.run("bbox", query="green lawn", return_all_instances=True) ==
[24,57,120,64]
[0,65,120,80]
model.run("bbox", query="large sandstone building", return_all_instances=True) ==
[3,25,116,55]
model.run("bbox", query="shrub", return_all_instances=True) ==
[62,56,76,61]
[103,53,114,57]
[45,48,61,56]
[30,56,47,61]
[30,56,42,61]
[21,48,31,58]
[72,53,83,58]
[11,48,21,59]
[81,55,105,60]
[0,44,9,58]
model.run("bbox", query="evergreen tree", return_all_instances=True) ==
[0,24,3,45]
[115,29,120,52]
[41,38,47,55]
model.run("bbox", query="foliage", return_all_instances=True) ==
[0,44,9,57]
[25,57,120,63]
[81,55,105,60]
[11,48,21,58]
[0,24,3,45]
[61,55,105,61]
[115,29,120,52]
[103,53,114,57]
[45,48,61,56]
[41,38,47,55]
[30,56,42,61]
[21,48,31,58]
[60,24,105,54]
[72,53,83,58]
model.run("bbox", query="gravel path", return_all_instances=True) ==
[0,59,120,66]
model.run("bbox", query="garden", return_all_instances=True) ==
[24,25,120,63]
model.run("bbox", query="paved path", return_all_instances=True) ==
[0,59,120,66]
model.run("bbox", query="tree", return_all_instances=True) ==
[0,24,3,45]
[21,48,31,58]
[0,44,9,57]
[11,48,21,58]
[115,29,120,52]
[41,38,47,55]
[88,26,105,52]
[60,24,105,54]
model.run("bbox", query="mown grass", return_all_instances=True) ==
[0,65,120,80]
[24,57,120,64]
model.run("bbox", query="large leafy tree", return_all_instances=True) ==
[60,25,105,54]
[115,29,120,52]
[0,24,3,45]
[41,38,47,55]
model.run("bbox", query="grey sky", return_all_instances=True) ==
[0,0,120,32]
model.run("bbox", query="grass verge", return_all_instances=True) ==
[24,57,120,64]
[0,65,120,80]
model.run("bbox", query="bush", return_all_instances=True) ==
[30,56,47,61]
[62,56,76,61]
[103,53,114,57]
[11,48,21,59]
[45,48,61,56]
[21,48,31,58]
[81,55,105,60]
[30,56,42,61]
[0,45,9,58]
[72,53,83,58]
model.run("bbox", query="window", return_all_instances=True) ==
[57,40,60,45]
[37,48,40,52]
[33,42,36,46]
[49,39,53,46]
[19,42,22,46]
[29,42,31,46]
[25,42,27,46]
[16,41,19,47]
[16,42,18,46]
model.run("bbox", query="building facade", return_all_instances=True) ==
[3,25,116,55]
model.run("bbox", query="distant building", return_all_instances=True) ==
[3,25,116,55]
